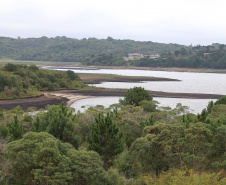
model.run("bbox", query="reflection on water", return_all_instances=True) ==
[71,96,216,114]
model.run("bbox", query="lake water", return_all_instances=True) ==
[45,67,226,114]
[71,97,215,114]
[61,68,225,94]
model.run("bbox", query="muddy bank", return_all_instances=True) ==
[78,73,180,84]
[46,92,93,107]
[0,94,68,110]
[50,89,223,99]
[0,89,223,111]
[82,65,226,74]
[39,63,226,74]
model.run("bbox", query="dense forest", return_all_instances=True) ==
[0,63,86,99]
[1,36,226,69]
[83,44,226,69]
[0,87,225,184]
[0,36,183,62]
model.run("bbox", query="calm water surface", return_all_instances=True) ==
[46,67,226,94]
[44,67,225,113]
[71,96,215,114]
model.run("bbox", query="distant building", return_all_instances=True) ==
[123,57,129,61]
[204,53,211,57]
[128,53,144,60]
[149,53,160,59]
[123,53,160,61]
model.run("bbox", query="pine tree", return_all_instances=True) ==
[32,102,80,149]
[8,115,23,141]
[88,113,124,168]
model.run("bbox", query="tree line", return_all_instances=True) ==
[0,87,225,184]
[82,45,226,69]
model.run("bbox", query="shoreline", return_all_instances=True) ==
[3,60,226,73]
[69,65,226,74]
[46,89,224,110]
[39,63,226,74]
[78,73,180,84]
[0,93,68,111]
[46,93,93,107]
[0,88,222,111]
[84,65,226,74]
[53,89,223,99]
[0,64,224,111]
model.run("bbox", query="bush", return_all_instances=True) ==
[143,169,226,185]
[120,87,152,106]
[47,83,55,91]
[215,95,226,105]
[3,63,17,72]
[139,100,157,112]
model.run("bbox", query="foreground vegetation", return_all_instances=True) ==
[0,63,86,99]
[0,87,225,184]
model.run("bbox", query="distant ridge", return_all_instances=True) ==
[0,36,184,62]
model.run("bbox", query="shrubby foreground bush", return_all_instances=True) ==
[0,88,225,184]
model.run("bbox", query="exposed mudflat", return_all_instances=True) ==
[85,65,226,74]
[53,89,223,99]
[0,94,68,110]
[78,73,180,84]
[0,89,223,111]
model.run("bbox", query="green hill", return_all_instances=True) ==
[0,36,183,62]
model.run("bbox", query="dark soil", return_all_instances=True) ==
[0,94,68,111]
[52,89,224,99]
[0,89,223,111]
[79,74,180,84]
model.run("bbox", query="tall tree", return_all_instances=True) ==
[120,86,153,106]
[8,115,23,141]
[88,113,124,168]
[32,102,81,148]
[6,132,73,185]
[130,123,169,177]
[6,132,110,185]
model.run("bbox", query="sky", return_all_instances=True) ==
[1,0,226,45]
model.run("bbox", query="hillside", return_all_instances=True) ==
[1,36,226,69]
[0,36,183,62]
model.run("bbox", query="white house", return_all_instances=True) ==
[149,54,160,59]
[127,53,144,60]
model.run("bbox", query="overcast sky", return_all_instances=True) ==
[1,0,226,45]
